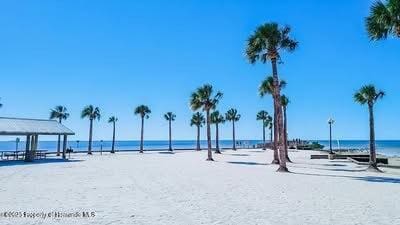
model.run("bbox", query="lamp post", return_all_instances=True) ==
[100,140,103,155]
[328,118,334,155]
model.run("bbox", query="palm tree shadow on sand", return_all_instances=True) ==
[292,172,400,184]
[227,161,268,166]
[0,159,84,167]
[227,154,250,157]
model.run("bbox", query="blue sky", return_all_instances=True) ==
[0,0,399,141]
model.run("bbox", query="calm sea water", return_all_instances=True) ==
[0,140,259,152]
[1,140,400,157]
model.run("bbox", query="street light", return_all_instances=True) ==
[328,118,335,155]
[100,140,103,155]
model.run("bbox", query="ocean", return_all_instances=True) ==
[1,140,400,157]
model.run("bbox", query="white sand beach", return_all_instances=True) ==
[1,149,399,225]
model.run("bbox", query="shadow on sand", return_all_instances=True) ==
[227,154,250,157]
[0,159,84,167]
[158,152,175,155]
[292,172,400,184]
[227,161,268,166]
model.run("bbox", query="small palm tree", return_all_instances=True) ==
[256,110,269,150]
[108,116,118,153]
[134,105,151,153]
[354,85,385,172]
[225,108,241,150]
[366,0,400,40]
[190,84,223,161]
[259,76,286,163]
[190,112,205,151]
[164,112,176,151]
[246,22,297,172]
[81,105,101,155]
[50,105,70,156]
[211,110,225,154]
[281,95,292,162]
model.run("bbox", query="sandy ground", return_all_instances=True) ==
[0,149,399,225]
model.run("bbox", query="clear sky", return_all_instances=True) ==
[0,0,399,141]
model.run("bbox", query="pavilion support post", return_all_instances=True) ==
[62,135,67,159]
[25,135,33,162]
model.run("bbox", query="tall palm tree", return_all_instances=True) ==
[259,76,287,163]
[211,110,225,154]
[108,116,118,153]
[354,85,385,172]
[281,95,292,163]
[366,0,400,40]
[190,112,205,151]
[164,112,176,151]
[50,106,70,156]
[225,108,241,151]
[81,105,101,155]
[246,22,297,172]
[190,84,223,161]
[134,105,151,153]
[256,110,269,150]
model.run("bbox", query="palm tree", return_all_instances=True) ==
[108,116,118,153]
[246,22,297,172]
[225,108,241,151]
[211,110,225,154]
[190,84,223,161]
[164,112,176,151]
[50,106,70,156]
[259,76,287,163]
[190,112,205,151]
[281,95,292,163]
[256,110,269,150]
[134,105,151,153]
[81,105,101,155]
[354,85,385,172]
[366,0,400,40]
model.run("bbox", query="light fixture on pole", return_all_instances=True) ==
[328,118,335,155]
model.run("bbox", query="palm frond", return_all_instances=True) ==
[190,112,205,127]
[134,105,151,119]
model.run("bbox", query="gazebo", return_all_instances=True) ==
[0,117,75,161]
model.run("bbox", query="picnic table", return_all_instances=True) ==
[1,150,48,160]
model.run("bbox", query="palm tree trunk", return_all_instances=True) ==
[271,57,288,172]
[283,106,292,162]
[272,103,279,164]
[215,123,221,154]
[168,119,172,151]
[232,121,236,150]
[262,120,266,150]
[270,127,273,145]
[111,121,116,153]
[206,110,213,161]
[196,125,201,151]
[88,119,93,155]
[368,104,378,171]
[140,117,144,153]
